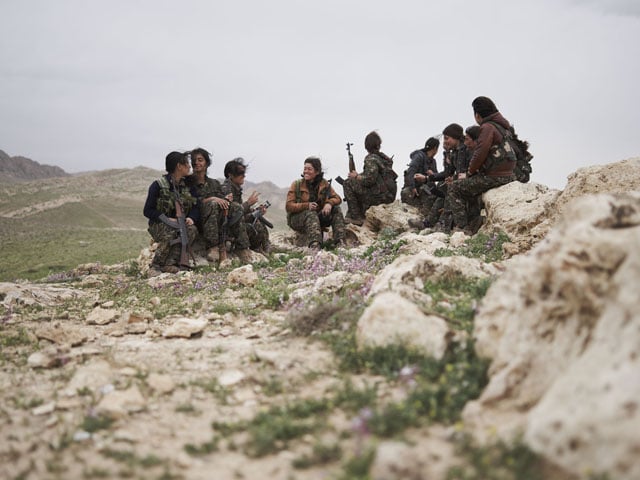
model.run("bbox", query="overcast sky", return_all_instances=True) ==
[1,0,639,190]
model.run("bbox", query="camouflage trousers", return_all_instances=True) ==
[288,206,346,246]
[148,222,198,267]
[401,187,437,216]
[449,174,515,228]
[343,178,391,220]
[245,218,270,252]
[199,201,249,249]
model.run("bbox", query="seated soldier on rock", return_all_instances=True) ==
[400,136,440,216]
[448,96,517,234]
[286,156,345,250]
[186,148,252,264]
[221,158,271,254]
[342,131,398,225]
[408,123,470,232]
[143,151,199,276]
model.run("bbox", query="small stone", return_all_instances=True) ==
[162,317,207,338]
[101,300,115,308]
[86,306,119,325]
[218,369,246,387]
[32,401,56,416]
[147,373,175,395]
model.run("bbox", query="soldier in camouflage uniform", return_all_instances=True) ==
[400,137,440,216]
[286,157,345,249]
[186,148,251,264]
[448,97,516,233]
[342,131,397,226]
[408,124,470,232]
[221,158,271,254]
[143,151,199,276]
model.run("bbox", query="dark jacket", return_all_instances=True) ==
[468,112,516,177]
[403,149,438,190]
[431,143,469,182]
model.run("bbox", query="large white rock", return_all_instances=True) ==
[369,250,499,302]
[365,201,420,234]
[356,291,450,360]
[464,192,640,480]
[481,181,560,253]
[555,157,640,215]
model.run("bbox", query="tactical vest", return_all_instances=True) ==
[483,122,517,173]
[156,176,196,217]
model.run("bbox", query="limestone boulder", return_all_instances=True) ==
[356,292,450,360]
[463,192,640,480]
[481,181,560,254]
[369,250,499,303]
[365,201,420,234]
[555,157,640,216]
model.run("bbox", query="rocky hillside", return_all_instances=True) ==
[1,158,639,480]
[0,149,68,183]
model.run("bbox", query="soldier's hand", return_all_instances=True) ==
[348,170,358,180]
[412,188,418,197]
[309,202,318,211]
[248,191,259,206]
[185,218,194,226]
[321,204,332,216]
[212,197,229,209]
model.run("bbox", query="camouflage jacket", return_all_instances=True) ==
[186,175,225,202]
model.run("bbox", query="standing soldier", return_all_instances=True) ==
[186,148,252,264]
[222,158,271,254]
[286,156,346,249]
[143,151,199,277]
[342,131,397,226]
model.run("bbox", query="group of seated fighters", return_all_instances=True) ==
[143,96,519,275]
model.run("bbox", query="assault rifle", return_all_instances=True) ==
[251,200,273,229]
[219,208,229,262]
[159,178,191,269]
[319,179,333,229]
[334,142,355,186]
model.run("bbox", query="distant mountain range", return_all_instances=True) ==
[0,149,69,182]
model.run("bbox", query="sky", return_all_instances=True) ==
[1,0,639,190]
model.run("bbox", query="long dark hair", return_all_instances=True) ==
[303,156,324,183]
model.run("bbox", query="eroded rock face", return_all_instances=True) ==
[555,157,640,215]
[464,192,640,480]
[480,181,560,255]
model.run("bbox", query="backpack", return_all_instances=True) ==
[373,153,398,201]
[487,122,533,182]
[509,128,533,183]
